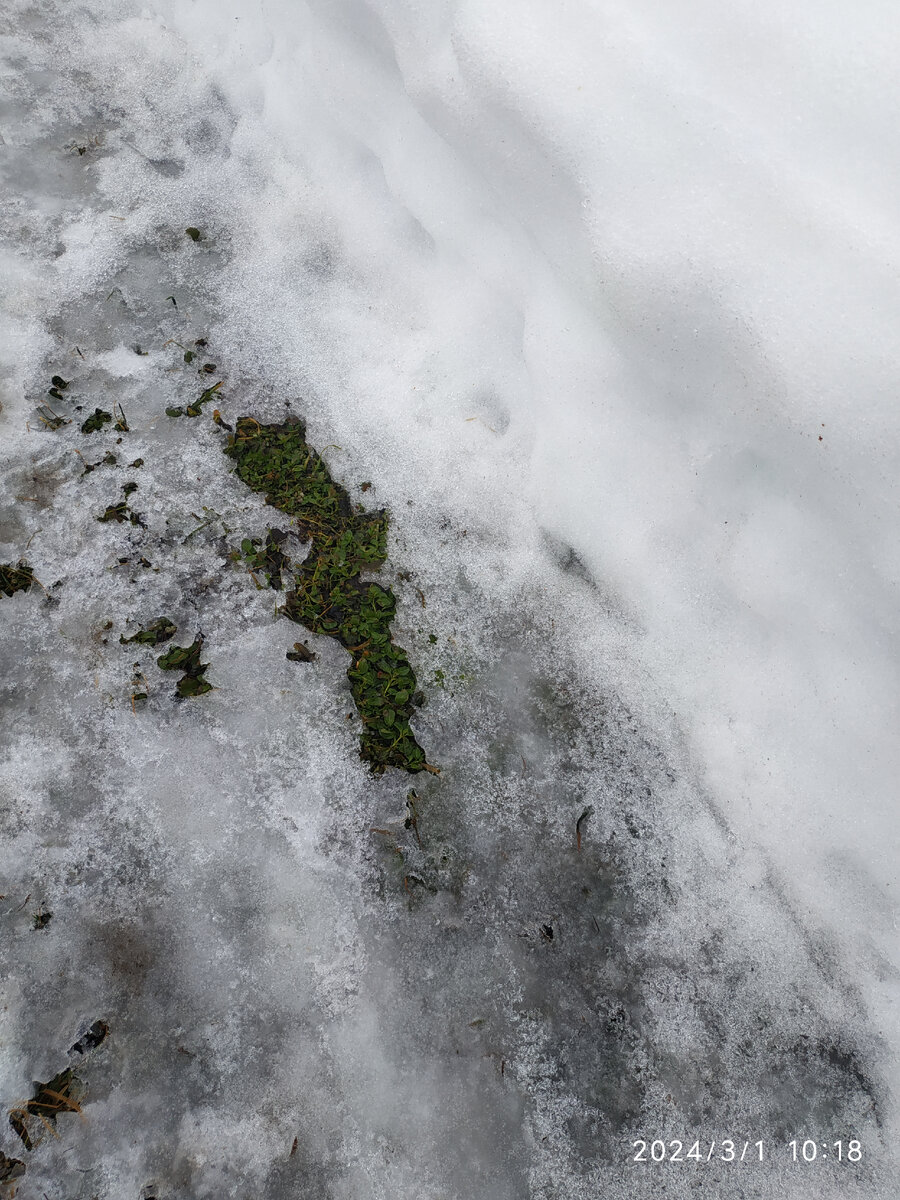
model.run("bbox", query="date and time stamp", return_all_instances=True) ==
[631,1138,864,1165]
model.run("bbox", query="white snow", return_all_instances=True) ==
[0,1,897,1197]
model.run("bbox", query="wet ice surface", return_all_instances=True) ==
[0,1,898,1197]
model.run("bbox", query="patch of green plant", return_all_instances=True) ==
[166,379,222,420]
[224,417,434,774]
[120,617,176,646]
[232,529,292,590]
[157,636,212,698]
[81,408,112,434]
[47,374,69,402]
[83,451,117,474]
[97,481,143,526]
[0,562,34,598]
[185,226,202,241]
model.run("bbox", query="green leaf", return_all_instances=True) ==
[81,408,112,434]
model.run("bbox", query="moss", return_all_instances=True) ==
[0,561,34,598]
[224,417,433,774]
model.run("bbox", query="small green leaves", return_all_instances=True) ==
[184,380,222,418]
[157,642,201,671]
[0,561,35,597]
[176,674,212,698]
[225,417,431,773]
[97,482,142,526]
[120,617,176,646]
[157,635,211,699]
[235,528,292,590]
[185,227,202,241]
[47,374,70,402]
[81,408,112,434]
[165,406,184,418]
[82,451,117,475]
[184,350,194,364]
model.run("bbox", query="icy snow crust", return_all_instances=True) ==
[0,1,897,1197]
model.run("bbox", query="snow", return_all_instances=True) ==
[0,0,897,1196]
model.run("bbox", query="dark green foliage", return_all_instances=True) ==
[83,451,117,474]
[32,908,53,930]
[120,617,176,647]
[47,374,69,403]
[185,381,221,417]
[0,561,34,597]
[185,227,202,241]
[224,417,431,774]
[167,380,221,419]
[97,482,143,526]
[235,529,292,590]
[81,408,112,434]
[157,636,212,698]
